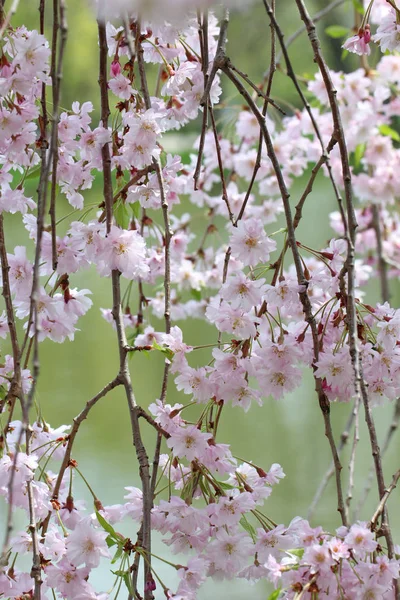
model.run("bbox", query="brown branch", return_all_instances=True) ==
[134,23,173,597]
[208,103,234,223]
[222,61,347,527]
[41,376,122,535]
[294,0,397,581]
[49,0,67,271]
[0,0,19,40]
[372,204,390,303]
[194,7,229,190]
[370,469,400,531]
[263,0,347,81]
[98,18,153,599]
[345,396,360,522]
[355,396,400,520]
[307,406,356,520]
[263,0,348,233]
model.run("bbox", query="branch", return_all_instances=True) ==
[370,469,400,531]
[294,0,397,572]
[98,18,153,599]
[371,204,390,303]
[222,61,348,527]
[194,7,229,190]
[41,377,122,534]
[355,396,400,520]
[307,406,356,520]
[49,0,68,271]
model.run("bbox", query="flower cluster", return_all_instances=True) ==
[1,3,400,600]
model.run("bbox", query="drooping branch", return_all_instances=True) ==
[41,377,122,535]
[49,0,68,271]
[222,60,348,527]
[294,0,397,578]
[97,17,153,598]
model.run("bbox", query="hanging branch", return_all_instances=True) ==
[307,406,356,520]
[194,7,229,189]
[221,61,348,527]
[263,0,347,81]
[355,396,400,520]
[133,24,173,594]
[0,215,23,561]
[372,204,390,303]
[49,0,68,271]
[0,0,19,40]
[370,468,400,531]
[97,17,153,599]
[41,377,122,535]
[294,0,397,582]
[263,0,348,233]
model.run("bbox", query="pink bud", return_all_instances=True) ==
[363,24,371,44]
[0,64,12,78]
[145,576,156,592]
[110,60,121,77]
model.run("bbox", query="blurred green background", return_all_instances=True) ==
[2,1,400,598]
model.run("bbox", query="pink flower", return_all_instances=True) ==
[108,73,134,99]
[207,530,253,575]
[342,25,371,56]
[175,363,212,403]
[66,520,110,568]
[373,8,400,52]
[229,218,276,266]
[166,425,212,462]
[344,521,378,556]
[6,246,33,299]
[95,225,149,280]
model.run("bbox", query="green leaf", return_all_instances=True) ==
[123,572,134,595]
[152,340,174,361]
[111,569,127,577]
[287,547,304,559]
[114,201,131,229]
[239,516,256,542]
[190,288,202,301]
[267,590,281,600]
[378,124,400,142]
[216,481,235,491]
[354,143,366,168]
[325,25,349,39]
[111,545,124,564]
[95,510,120,541]
[25,165,42,180]
[106,536,117,548]
[130,200,141,220]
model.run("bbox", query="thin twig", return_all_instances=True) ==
[208,103,234,223]
[134,22,173,597]
[222,61,348,527]
[98,17,153,599]
[0,0,20,40]
[49,0,68,271]
[41,377,122,535]
[372,204,390,303]
[263,0,347,80]
[370,469,400,531]
[294,0,397,583]
[307,407,356,521]
[345,396,360,521]
[194,8,229,190]
[355,396,400,520]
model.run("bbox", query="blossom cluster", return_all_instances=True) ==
[343,0,400,56]
[1,3,400,600]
